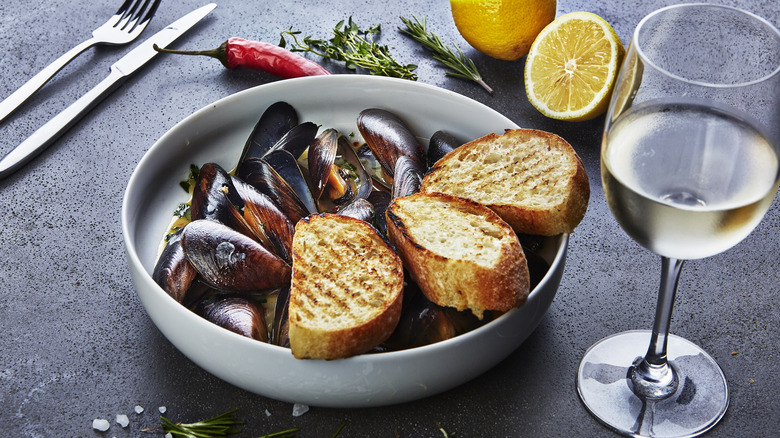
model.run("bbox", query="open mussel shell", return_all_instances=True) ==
[357,108,426,177]
[355,143,391,189]
[265,122,319,160]
[237,157,311,223]
[190,163,241,222]
[239,101,298,164]
[232,176,295,264]
[181,219,291,292]
[338,134,373,201]
[152,229,197,303]
[263,149,319,214]
[427,130,462,167]
[307,128,339,202]
[191,162,259,240]
[367,190,391,236]
[270,285,291,347]
[194,295,268,342]
[337,198,375,224]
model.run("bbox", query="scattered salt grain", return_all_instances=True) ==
[158,406,167,414]
[265,409,272,417]
[92,418,111,432]
[134,405,144,414]
[292,403,309,417]
[116,414,129,428]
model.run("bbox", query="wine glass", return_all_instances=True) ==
[576,4,780,437]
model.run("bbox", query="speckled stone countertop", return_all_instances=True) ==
[1,0,777,436]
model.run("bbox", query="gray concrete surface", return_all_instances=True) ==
[0,0,777,436]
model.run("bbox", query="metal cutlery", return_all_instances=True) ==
[0,3,217,180]
[0,0,161,124]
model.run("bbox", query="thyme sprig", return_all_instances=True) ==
[280,18,418,80]
[399,15,493,95]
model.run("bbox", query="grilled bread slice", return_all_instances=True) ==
[420,129,589,236]
[288,213,404,360]
[386,192,530,319]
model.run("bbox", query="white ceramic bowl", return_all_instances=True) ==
[122,75,568,408]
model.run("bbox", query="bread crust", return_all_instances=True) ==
[288,214,404,360]
[386,192,530,319]
[421,129,590,236]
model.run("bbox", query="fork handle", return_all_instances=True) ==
[0,67,126,180]
[0,37,99,124]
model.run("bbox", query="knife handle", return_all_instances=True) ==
[0,67,125,180]
[0,38,98,125]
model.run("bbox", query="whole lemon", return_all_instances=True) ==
[450,0,557,61]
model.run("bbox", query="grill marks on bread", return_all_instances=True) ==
[289,214,403,359]
[422,129,589,235]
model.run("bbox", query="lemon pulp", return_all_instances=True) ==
[524,11,624,121]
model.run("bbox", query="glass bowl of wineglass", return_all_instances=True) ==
[576,4,780,437]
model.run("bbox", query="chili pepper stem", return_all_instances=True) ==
[153,43,229,67]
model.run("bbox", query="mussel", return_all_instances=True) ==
[181,219,291,292]
[152,229,197,303]
[237,157,311,223]
[191,163,245,227]
[194,295,268,341]
[337,198,375,223]
[366,190,391,236]
[392,155,424,198]
[269,285,291,347]
[381,283,489,351]
[427,130,462,167]
[262,149,319,215]
[305,129,372,212]
[238,101,298,164]
[357,108,426,178]
[265,122,319,160]
[231,176,295,264]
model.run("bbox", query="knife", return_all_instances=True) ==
[0,3,217,180]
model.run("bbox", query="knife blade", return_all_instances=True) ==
[0,3,217,180]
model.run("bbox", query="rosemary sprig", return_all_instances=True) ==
[158,409,243,438]
[399,16,493,95]
[280,17,418,80]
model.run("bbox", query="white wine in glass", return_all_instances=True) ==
[577,4,780,437]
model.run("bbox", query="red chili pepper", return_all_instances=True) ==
[153,37,331,78]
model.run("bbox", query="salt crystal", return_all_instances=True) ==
[134,405,144,414]
[92,418,110,431]
[116,414,129,428]
[158,406,167,414]
[265,409,272,417]
[292,403,309,417]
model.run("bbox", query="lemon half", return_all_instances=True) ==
[451,0,557,61]
[524,11,625,121]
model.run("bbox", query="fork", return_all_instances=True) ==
[0,0,161,124]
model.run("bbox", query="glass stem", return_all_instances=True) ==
[630,257,684,399]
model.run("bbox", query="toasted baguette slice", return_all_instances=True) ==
[420,129,589,236]
[289,214,404,360]
[386,192,530,319]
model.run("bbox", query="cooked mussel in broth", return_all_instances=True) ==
[151,101,552,354]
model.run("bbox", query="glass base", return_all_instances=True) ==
[577,330,728,437]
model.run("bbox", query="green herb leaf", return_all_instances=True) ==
[281,17,417,80]
[159,409,243,438]
[255,427,300,438]
[399,16,493,95]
